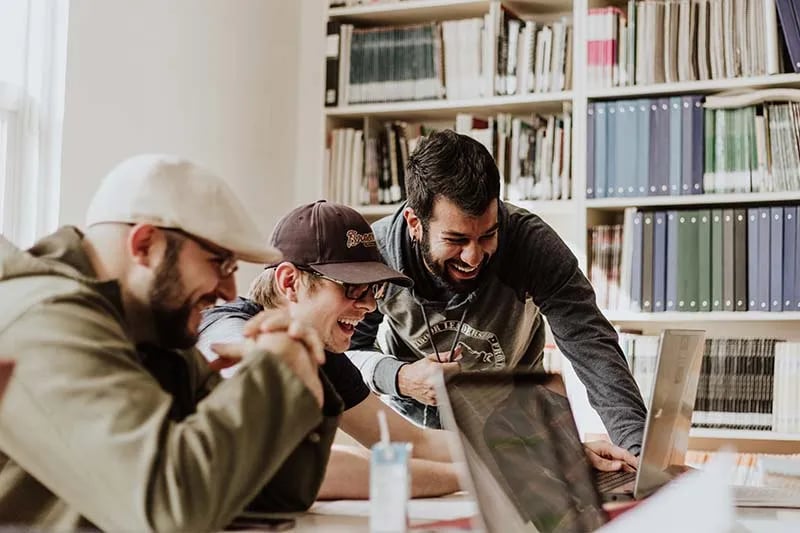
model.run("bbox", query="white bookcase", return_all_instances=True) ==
[321,0,800,453]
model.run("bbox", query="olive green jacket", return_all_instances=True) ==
[0,227,342,532]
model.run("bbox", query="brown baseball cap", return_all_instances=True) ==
[269,200,412,287]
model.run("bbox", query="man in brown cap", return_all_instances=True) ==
[200,200,462,499]
[0,155,339,531]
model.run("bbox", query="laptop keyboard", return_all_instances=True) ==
[595,469,637,492]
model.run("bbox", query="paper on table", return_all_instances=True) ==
[597,452,736,533]
[310,497,477,521]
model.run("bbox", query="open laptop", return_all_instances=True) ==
[433,330,707,531]
[437,370,609,532]
[596,329,706,501]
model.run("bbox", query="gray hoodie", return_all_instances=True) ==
[348,201,647,453]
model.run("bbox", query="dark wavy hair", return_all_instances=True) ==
[405,129,501,223]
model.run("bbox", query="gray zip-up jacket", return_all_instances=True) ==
[348,202,646,453]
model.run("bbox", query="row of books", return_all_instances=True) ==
[589,0,796,90]
[702,89,800,194]
[694,338,777,431]
[588,91,800,199]
[326,123,424,206]
[325,22,444,105]
[487,5,573,97]
[619,334,789,431]
[326,111,573,206]
[704,97,800,194]
[324,3,573,106]
[456,111,573,201]
[589,205,800,313]
[686,452,800,487]
[587,96,704,199]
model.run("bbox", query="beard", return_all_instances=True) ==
[147,243,198,350]
[419,230,490,294]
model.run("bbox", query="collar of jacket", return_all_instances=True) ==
[0,226,126,320]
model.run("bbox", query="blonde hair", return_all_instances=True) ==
[248,266,319,309]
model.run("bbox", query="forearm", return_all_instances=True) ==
[317,445,461,500]
[411,427,453,463]
[542,271,647,452]
[346,350,405,395]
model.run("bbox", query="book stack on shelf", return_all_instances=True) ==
[327,108,573,206]
[325,2,573,107]
[326,122,426,206]
[587,0,798,91]
[586,89,800,199]
[454,110,573,201]
[704,89,800,194]
[587,95,704,198]
[589,204,800,313]
[618,334,800,434]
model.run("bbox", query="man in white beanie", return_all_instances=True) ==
[0,154,340,531]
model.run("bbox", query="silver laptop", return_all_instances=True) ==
[598,329,706,501]
[433,329,707,531]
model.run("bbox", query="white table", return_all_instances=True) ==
[252,499,800,532]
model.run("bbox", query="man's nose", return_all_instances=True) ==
[217,275,237,302]
[461,242,483,266]
[356,291,377,313]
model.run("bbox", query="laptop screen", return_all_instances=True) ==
[439,372,607,533]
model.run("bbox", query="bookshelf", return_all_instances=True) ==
[604,311,800,323]
[587,191,800,210]
[325,91,573,119]
[587,72,800,98]
[329,0,574,24]
[320,0,800,452]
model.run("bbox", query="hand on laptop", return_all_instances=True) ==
[584,441,639,472]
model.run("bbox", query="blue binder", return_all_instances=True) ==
[770,206,784,311]
[784,207,796,310]
[669,97,682,196]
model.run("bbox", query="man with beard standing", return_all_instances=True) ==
[349,130,648,458]
[0,155,338,531]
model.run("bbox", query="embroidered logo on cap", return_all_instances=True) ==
[346,229,376,248]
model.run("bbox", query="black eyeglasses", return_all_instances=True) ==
[302,269,388,301]
[162,228,238,278]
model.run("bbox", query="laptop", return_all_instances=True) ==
[436,370,609,532]
[433,330,707,531]
[596,329,706,501]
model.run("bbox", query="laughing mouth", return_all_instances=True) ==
[337,317,362,332]
[450,262,479,275]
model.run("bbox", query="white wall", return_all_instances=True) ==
[294,0,327,203]
[60,0,313,288]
